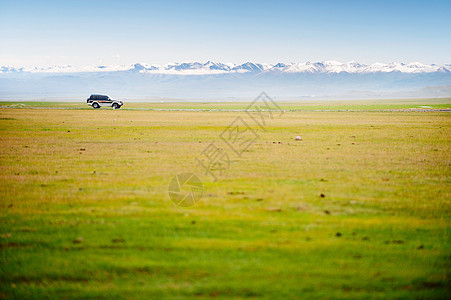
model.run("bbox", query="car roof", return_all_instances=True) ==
[91,94,108,97]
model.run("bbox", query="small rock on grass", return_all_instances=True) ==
[73,237,83,244]
[295,205,307,211]
[392,240,404,244]
[294,136,302,141]
[265,207,282,212]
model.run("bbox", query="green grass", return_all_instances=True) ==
[1,98,450,111]
[0,104,450,299]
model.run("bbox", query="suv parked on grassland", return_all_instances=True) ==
[87,94,123,109]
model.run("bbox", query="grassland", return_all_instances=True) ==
[0,101,450,299]
[1,98,450,111]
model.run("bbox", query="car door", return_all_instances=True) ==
[94,95,103,106]
[106,96,113,107]
[99,96,111,107]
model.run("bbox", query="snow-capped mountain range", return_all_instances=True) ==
[2,61,450,75]
[1,61,450,100]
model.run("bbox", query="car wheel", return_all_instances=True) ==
[113,103,120,109]
[92,103,100,109]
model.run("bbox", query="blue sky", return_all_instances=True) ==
[1,0,450,67]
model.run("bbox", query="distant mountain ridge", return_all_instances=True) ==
[1,61,450,100]
[1,61,451,75]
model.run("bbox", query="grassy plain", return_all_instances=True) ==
[0,101,450,299]
[1,98,450,111]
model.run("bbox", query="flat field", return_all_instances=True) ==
[0,101,450,299]
[1,98,450,111]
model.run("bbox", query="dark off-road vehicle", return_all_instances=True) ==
[87,94,123,109]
